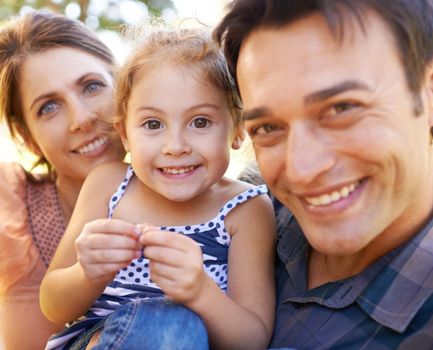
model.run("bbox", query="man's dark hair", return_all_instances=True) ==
[214,0,433,102]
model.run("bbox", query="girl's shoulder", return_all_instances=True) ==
[87,160,129,177]
[219,177,267,199]
[215,177,270,217]
[77,161,130,209]
[84,161,129,190]
[221,178,273,232]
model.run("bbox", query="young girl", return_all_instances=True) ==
[40,27,276,350]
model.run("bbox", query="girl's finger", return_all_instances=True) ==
[143,245,187,266]
[85,233,141,250]
[87,248,142,263]
[84,219,141,240]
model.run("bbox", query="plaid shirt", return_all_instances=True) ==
[270,200,433,349]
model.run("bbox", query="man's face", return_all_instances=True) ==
[238,11,433,256]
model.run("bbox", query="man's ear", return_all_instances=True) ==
[114,121,130,152]
[231,127,245,150]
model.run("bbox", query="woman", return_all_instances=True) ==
[0,11,125,350]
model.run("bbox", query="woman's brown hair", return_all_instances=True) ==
[0,11,115,176]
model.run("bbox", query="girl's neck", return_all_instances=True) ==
[55,176,83,224]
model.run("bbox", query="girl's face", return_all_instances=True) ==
[19,47,125,185]
[119,63,241,202]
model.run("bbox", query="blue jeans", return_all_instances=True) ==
[90,297,208,350]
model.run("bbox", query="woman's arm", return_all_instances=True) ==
[39,162,141,324]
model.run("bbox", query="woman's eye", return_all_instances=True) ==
[190,117,211,128]
[143,120,163,130]
[84,81,105,94]
[38,101,60,116]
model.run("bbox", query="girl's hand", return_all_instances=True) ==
[75,219,142,282]
[139,227,206,304]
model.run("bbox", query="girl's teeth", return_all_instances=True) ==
[305,181,360,207]
[163,166,195,174]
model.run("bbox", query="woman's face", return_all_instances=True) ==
[19,47,125,184]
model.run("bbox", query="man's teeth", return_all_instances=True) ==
[77,136,109,154]
[163,166,196,175]
[305,181,359,207]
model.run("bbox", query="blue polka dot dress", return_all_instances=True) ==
[46,164,268,349]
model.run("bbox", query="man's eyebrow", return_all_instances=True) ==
[304,80,371,105]
[242,107,272,121]
[242,80,370,121]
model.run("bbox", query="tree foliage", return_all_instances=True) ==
[0,0,174,29]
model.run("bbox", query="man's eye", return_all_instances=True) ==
[38,101,60,116]
[327,102,358,117]
[143,120,163,130]
[250,124,281,135]
[190,117,211,128]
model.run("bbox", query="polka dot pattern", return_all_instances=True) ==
[108,165,134,219]
[103,165,267,309]
[27,181,66,267]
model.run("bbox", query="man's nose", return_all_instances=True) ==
[285,123,336,186]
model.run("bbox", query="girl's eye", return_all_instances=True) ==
[38,101,60,116]
[190,117,211,129]
[84,81,105,94]
[143,119,163,130]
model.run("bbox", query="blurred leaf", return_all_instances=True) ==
[0,0,174,29]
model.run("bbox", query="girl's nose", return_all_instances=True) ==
[161,129,192,156]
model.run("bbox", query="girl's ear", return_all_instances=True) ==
[114,121,130,152]
[424,62,433,129]
[231,127,245,150]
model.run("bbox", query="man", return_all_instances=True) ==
[215,0,433,348]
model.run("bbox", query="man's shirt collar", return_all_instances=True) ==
[276,204,433,333]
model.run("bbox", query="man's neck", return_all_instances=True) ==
[307,196,433,289]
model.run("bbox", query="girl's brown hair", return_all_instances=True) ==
[115,27,242,128]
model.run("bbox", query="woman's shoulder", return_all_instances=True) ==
[0,162,27,186]
[0,162,42,294]
[0,162,31,209]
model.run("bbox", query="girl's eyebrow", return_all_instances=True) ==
[134,106,163,114]
[134,103,222,115]
[185,103,222,113]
